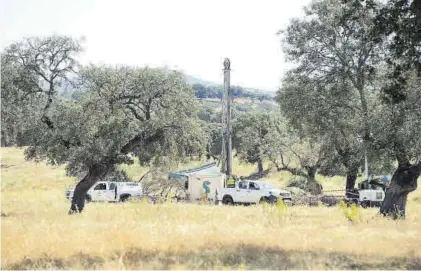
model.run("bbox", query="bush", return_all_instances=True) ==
[287,177,308,190]
[338,201,361,224]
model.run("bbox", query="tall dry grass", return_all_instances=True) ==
[1,147,421,269]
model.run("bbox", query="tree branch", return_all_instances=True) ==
[277,165,307,178]
[125,105,145,122]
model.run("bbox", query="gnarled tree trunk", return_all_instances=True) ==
[335,144,360,197]
[69,162,112,214]
[306,166,322,195]
[345,165,359,198]
[257,159,264,174]
[380,162,420,219]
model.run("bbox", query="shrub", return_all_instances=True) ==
[287,177,308,190]
[338,201,361,224]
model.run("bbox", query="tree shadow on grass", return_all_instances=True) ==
[5,244,421,270]
[6,253,104,270]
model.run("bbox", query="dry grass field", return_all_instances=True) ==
[1,147,421,270]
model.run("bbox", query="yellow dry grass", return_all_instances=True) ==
[1,147,421,270]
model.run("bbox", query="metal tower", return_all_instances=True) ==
[221,58,232,177]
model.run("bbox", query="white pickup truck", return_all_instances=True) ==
[217,180,291,205]
[65,181,143,202]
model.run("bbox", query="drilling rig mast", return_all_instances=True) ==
[221,58,232,177]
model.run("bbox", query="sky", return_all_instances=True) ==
[0,0,310,91]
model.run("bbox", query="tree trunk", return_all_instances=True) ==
[0,130,7,147]
[334,145,360,196]
[257,159,264,174]
[306,167,322,195]
[69,162,112,214]
[345,166,358,198]
[380,162,420,219]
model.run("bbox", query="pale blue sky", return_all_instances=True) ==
[0,0,310,90]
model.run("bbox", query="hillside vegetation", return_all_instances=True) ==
[2,148,421,270]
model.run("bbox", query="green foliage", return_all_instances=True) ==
[233,112,284,171]
[197,102,222,123]
[192,84,222,99]
[1,56,42,146]
[1,35,82,147]
[102,169,132,182]
[287,176,308,190]
[204,123,222,161]
[232,109,332,193]
[1,35,207,182]
[278,0,396,186]
[338,201,361,224]
[277,0,421,213]
[370,70,421,164]
[344,0,421,102]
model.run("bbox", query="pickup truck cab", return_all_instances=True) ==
[65,181,143,202]
[217,180,278,205]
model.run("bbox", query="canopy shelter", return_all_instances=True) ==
[371,175,392,183]
[168,162,225,202]
[358,175,392,190]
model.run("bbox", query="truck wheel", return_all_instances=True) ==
[120,195,132,202]
[260,197,269,204]
[85,195,92,203]
[268,195,278,204]
[222,196,234,205]
[361,201,368,208]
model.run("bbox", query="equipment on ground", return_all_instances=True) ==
[168,162,225,203]
[322,175,390,208]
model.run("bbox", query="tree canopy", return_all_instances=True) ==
[279,0,421,217]
[1,35,207,213]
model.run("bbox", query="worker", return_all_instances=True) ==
[227,176,235,188]
[114,184,118,200]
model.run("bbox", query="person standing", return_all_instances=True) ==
[227,176,235,188]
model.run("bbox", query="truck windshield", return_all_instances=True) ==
[94,183,107,190]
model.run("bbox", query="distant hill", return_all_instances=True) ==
[184,74,276,98]
[184,74,216,86]
[243,87,277,97]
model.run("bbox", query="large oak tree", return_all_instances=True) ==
[1,36,206,214]
[278,0,385,193]
[343,0,421,217]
